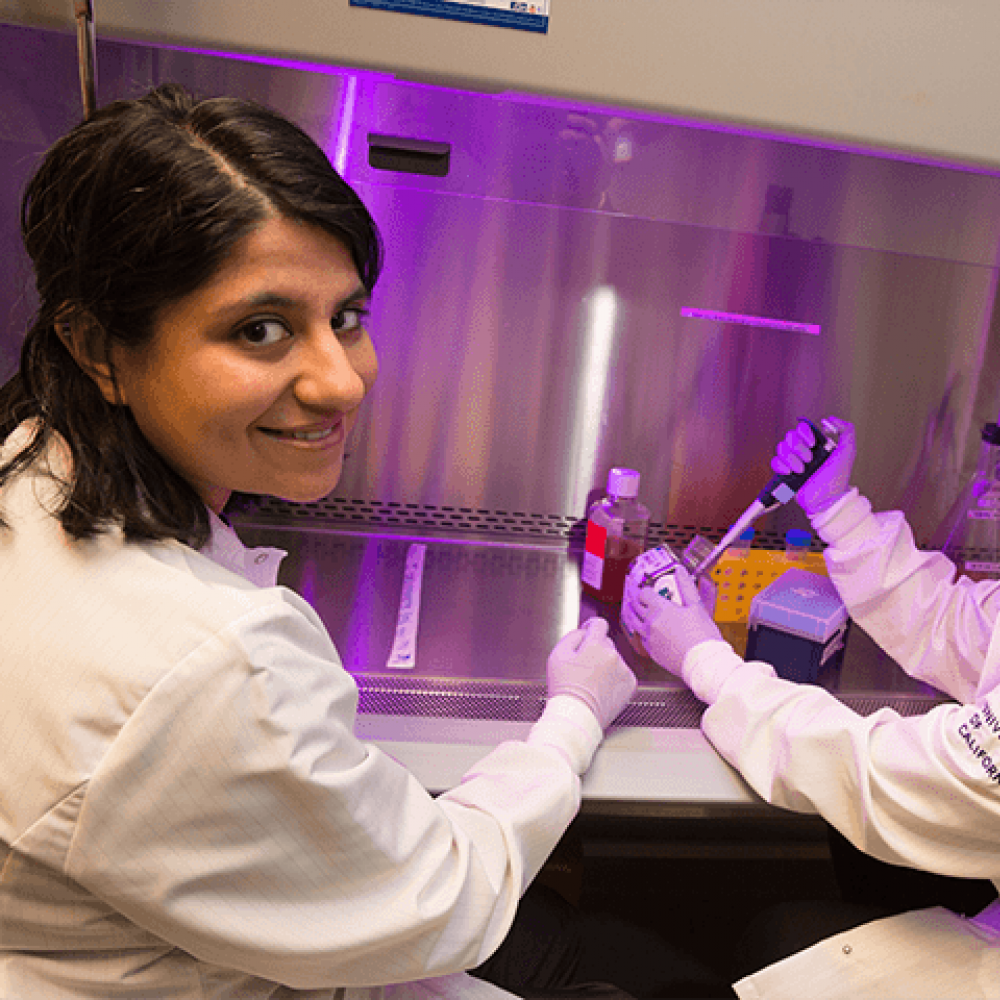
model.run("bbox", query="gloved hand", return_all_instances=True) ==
[621,565,722,677]
[546,618,637,729]
[772,416,856,516]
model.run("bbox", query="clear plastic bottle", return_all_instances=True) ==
[581,468,650,603]
[934,422,1000,582]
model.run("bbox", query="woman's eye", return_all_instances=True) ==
[238,319,290,347]
[331,307,368,335]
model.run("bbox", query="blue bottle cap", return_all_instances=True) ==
[785,528,812,548]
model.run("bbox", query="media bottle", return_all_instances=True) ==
[581,468,650,603]
[934,422,1000,581]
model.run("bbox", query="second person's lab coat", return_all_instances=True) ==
[687,488,1000,998]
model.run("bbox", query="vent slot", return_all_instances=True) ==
[368,133,451,176]
[231,496,821,553]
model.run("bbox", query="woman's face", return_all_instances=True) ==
[108,215,377,514]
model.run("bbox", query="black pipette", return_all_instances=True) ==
[692,418,841,580]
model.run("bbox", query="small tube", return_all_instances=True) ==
[681,534,715,575]
[732,526,755,556]
[691,499,767,580]
[784,528,812,562]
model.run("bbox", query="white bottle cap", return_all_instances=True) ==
[607,467,640,498]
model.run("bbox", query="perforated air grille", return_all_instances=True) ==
[353,675,708,727]
[838,694,947,717]
[353,674,945,729]
[234,496,813,551]
[356,676,550,723]
[246,496,585,539]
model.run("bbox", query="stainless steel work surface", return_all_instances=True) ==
[235,523,948,729]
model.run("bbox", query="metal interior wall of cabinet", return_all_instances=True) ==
[2,24,1000,548]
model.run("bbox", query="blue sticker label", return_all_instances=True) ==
[350,0,549,33]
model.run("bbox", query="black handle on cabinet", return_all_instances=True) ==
[367,134,451,177]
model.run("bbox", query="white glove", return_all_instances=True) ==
[621,565,722,678]
[772,417,856,516]
[546,618,637,729]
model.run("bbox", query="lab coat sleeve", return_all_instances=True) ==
[694,641,1000,883]
[811,488,1000,702]
[65,594,583,991]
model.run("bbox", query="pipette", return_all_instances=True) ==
[691,418,841,580]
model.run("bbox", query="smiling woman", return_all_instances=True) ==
[0,83,665,1000]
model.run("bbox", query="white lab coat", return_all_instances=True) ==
[0,424,604,1000]
[686,488,1000,998]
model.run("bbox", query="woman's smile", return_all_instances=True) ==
[257,419,346,447]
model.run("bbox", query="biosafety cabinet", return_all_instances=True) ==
[1,6,1000,811]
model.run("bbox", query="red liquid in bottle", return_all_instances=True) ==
[582,537,645,603]
[580,469,649,604]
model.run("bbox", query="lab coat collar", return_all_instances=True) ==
[2,420,288,588]
[203,509,287,589]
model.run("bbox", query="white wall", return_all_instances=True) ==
[3,0,1000,168]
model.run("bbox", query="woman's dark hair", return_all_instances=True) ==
[0,82,382,548]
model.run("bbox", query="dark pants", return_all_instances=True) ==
[731,824,999,982]
[826,824,997,917]
[471,881,734,999]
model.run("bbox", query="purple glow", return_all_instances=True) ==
[296,554,321,606]
[681,308,821,337]
[330,74,357,175]
[160,41,1000,179]
[341,538,385,675]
